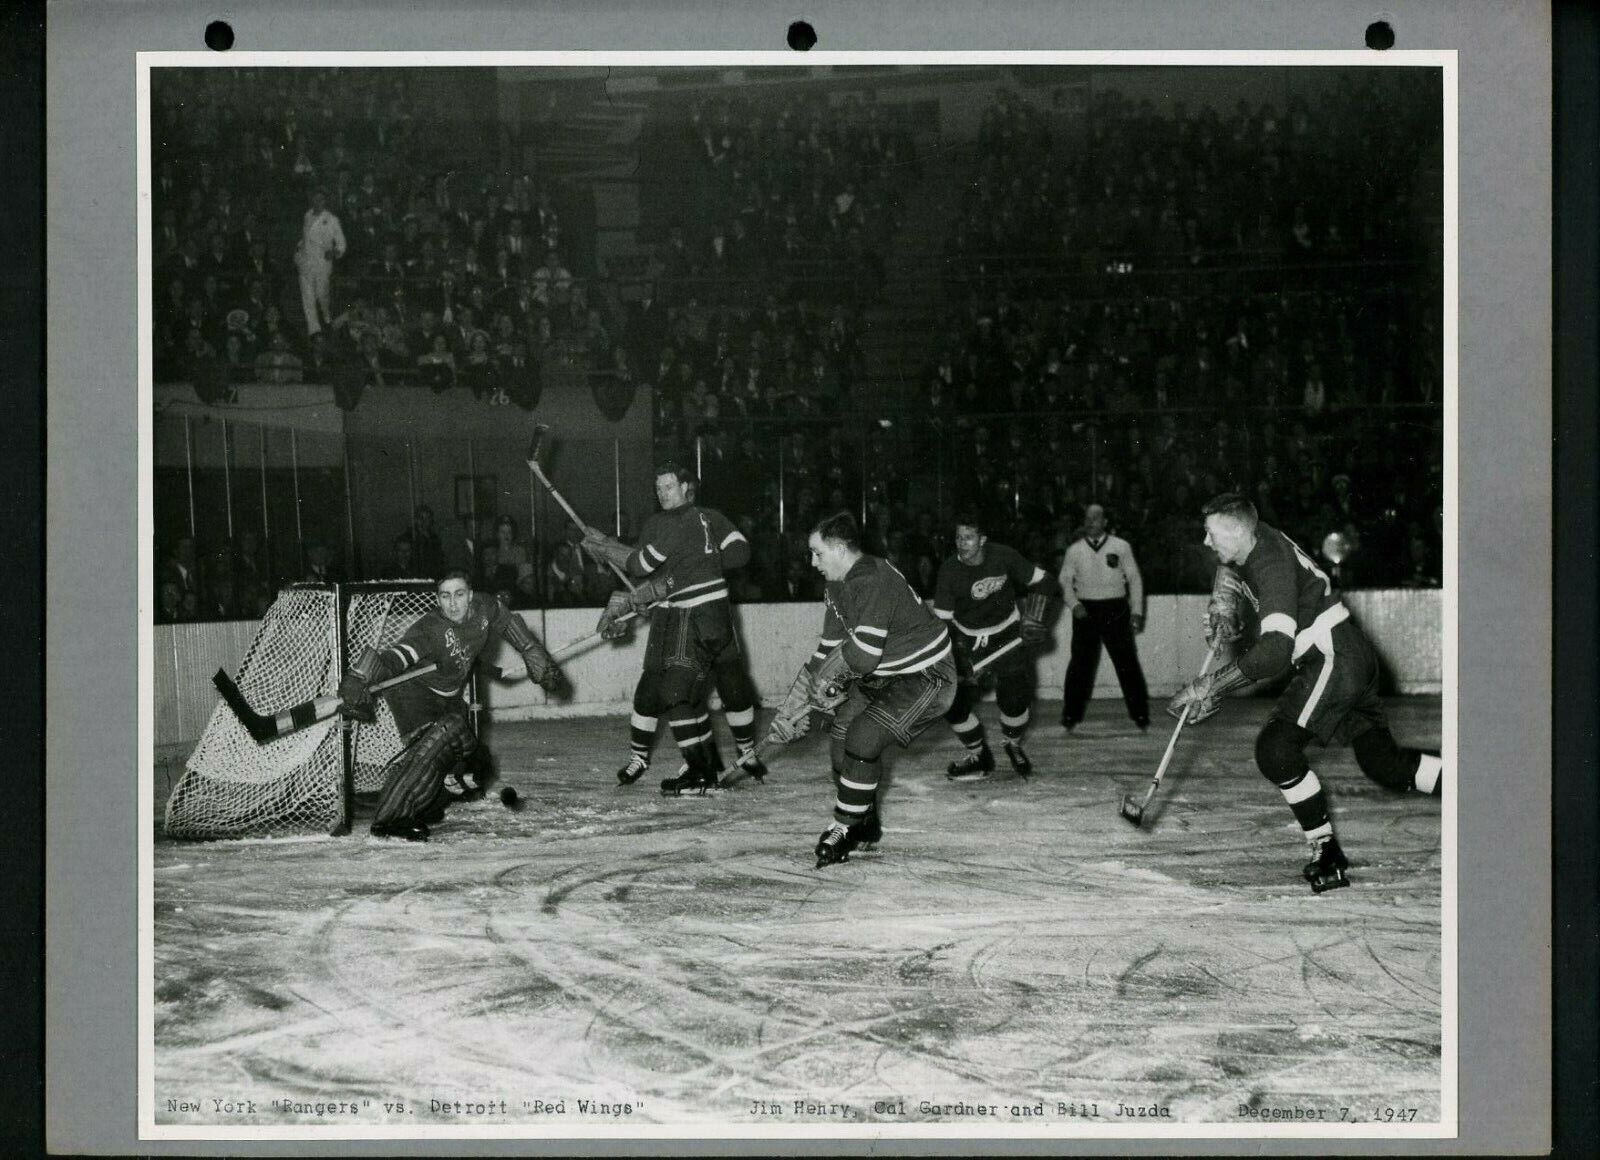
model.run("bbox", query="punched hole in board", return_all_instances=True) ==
[787,21,818,51]
[1365,20,1395,50]
[205,20,235,52]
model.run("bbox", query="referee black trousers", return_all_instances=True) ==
[1060,597,1149,727]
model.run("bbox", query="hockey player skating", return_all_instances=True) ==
[764,511,956,868]
[339,571,567,841]
[583,463,765,795]
[1169,493,1445,892]
[931,512,1060,780]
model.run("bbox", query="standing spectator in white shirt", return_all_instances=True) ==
[295,187,346,338]
[1058,502,1150,732]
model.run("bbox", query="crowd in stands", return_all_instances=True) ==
[641,89,921,307]
[153,71,1445,624]
[151,68,611,412]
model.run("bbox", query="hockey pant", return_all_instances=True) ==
[371,713,476,831]
[630,605,756,776]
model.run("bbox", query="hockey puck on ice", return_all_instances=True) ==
[500,786,522,810]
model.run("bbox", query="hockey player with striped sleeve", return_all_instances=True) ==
[763,510,958,868]
[582,462,765,795]
[1171,492,1446,892]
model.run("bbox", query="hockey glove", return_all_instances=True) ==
[627,573,672,614]
[523,647,568,696]
[596,590,633,640]
[1204,565,1249,646]
[1166,661,1251,725]
[1018,592,1050,643]
[765,669,817,746]
[581,526,634,572]
[810,646,855,714]
[337,673,377,723]
[499,608,567,695]
[337,645,384,723]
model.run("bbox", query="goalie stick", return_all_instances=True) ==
[215,611,645,746]
[1119,643,1218,828]
[212,661,507,745]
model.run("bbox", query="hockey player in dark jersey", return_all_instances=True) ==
[1169,493,1446,892]
[582,463,764,795]
[338,570,568,841]
[932,512,1060,780]
[597,474,770,790]
[764,510,957,868]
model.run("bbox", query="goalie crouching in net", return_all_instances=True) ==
[765,511,957,868]
[1171,493,1446,892]
[339,570,568,841]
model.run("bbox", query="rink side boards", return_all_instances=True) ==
[153,591,1441,749]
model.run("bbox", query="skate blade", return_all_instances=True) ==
[1308,872,1350,894]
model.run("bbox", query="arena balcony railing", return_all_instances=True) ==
[150,397,1443,625]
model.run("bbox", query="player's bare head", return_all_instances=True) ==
[436,570,473,623]
[654,462,696,510]
[809,511,861,581]
[953,511,988,563]
[1201,492,1258,564]
[1084,504,1108,535]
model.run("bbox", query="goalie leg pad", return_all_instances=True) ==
[372,714,475,831]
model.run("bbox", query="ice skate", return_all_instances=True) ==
[814,822,857,867]
[616,754,650,786]
[1303,834,1350,893]
[946,745,995,781]
[852,811,882,850]
[1002,740,1033,778]
[659,765,719,796]
[734,745,768,781]
[371,820,430,842]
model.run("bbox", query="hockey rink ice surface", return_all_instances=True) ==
[151,697,1443,1130]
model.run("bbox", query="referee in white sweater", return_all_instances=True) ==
[1059,503,1150,731]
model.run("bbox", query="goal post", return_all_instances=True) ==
[163,580,440,840]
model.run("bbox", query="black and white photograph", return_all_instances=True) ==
[139,51,1454,1141]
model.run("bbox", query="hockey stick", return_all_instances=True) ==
[213,661,521,745]
[526,425,637,593]
[1119,643,1218,828]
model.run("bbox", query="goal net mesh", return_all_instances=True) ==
[163,583,438,839]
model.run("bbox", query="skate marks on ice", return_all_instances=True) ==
[151,700,1442,1127]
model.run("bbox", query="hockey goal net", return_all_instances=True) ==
[163,581,440,839]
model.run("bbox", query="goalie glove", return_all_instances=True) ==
[499,609,568,695]
[627,573,672,614]
[765,669,817,746]
[1205,565,1250,646]
[337,646,383,723]
[1017,591,1050,643]
[596,589,633,640]
[1166,661,1252,725]
[581,525,634,572]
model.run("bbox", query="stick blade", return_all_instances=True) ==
[211,669,278,744]
[1118,795,1146,827]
